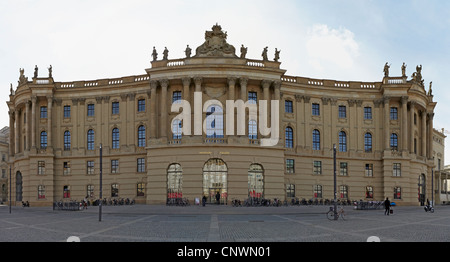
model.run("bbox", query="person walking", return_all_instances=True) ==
[215,191,220,205]
[384,197,391,215]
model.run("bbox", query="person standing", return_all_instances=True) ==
[216,191,220,205]
[384,197,391,215]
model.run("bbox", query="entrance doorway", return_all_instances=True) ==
[203,158,227,204]
[419,174,426,206]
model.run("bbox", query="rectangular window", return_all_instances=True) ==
[390,107,398,120]
[87,185,95,198]
[87,161,94,175]
[63,185,70,198]
[38,161,45,175]
[63,161,71,175]
[285,100,293,113]
[365,164,373,177]
[314,185,322,198]
[248,92,257,104]
[40,106,47,118]
[63,105,71,118]
[87,104,95,117]
[137,99,145,112]
[112,102,119,115]
[312,103,320,116]
[286,159,295,173]
[137,158,146,173]
[172,91,182,104]
[365,186,374,199]
[286,184,295,198]
[339,162,348,176]
[111,160,119,174]
[313,161,322,175]
[364,107,372,120]
[338,105,346,118]
[393,163,401,177]
[394,187,402,199]
[38,185,45,199]
[137,183,145,197]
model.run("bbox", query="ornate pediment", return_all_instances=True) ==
[194,24,237,58]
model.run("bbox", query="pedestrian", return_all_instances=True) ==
[216,191,220,205]
[202,195,207,207]
[384,197,391,215]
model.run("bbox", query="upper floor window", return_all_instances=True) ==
[87,129,95,150]
[137,99,145,112]
[285,100,293,113]
[137,125,146,147]
[87,104,95,117]
[205,105,223,138]
[40,131,47,149]
[112,102,119,115]
[172,91,182,104]
[172,120,182,140]
[390,107,398,120]
[364,133,372,152]
[40,106,47,118]
[285,127,293,148]
[390,133,398,151]
[249,120,257,140]
[312,103,320,116]
[112,128,120,149]
[364,107,372,120]
[63,105,71,118]
[64,131,71,151]
[248,92,257,104]
[338,131,347,152]
[312,129,320,150]
[338,105,346,118]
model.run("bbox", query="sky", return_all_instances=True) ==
[0,0,449,163]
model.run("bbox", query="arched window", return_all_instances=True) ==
[87,129,95,150]
[172,119,182,140]
[312,129,320,150]
[248,164,264,199]
[338,131,347,152]
[390,133,398,151]
[248,120,257,140]
[203,159,227,204]
[285,127,293,148]
[167,164,183,201]
[205,105,223,138]
[112,128,120,149]
[64,130,71,151]
[40,131,47,149]
[138,125,146,147]
[364,133,372,152]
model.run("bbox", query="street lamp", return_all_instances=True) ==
[333,144,337,220]
[9,165,11,214]
[99,143,103,222]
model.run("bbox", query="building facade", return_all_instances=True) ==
[7,25,438,206]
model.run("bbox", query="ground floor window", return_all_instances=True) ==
[203,158,227,204]
[313,185,322,198]
[365,186,374,199]
[137,183,145,197]
[167,163,182,200]
[248,164,264,198]
[111,183,119,197]
[38,185,45,199]
[286,184,295,198]
[394,186,401,199]
[63,185,70,198]
[340,185,348,199]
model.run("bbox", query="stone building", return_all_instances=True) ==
[7,24,438,206]
[0,127,9,203]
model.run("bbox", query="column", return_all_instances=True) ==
[47,96,53,149]
[383,96,390,150]
[428,112,434,159]
[128,94,135,147]
[9,110,14,155]
[421,110,427,157]
[194,77,202,136]
[14,110,19,154]
[228,77,236,101]
[182,77,191,103]
[31,96,37,149]
[160,79,169,139]
[150,80,157,139]
[78,98,86,150]
[120,94,128,148]
[261,80,271,138]
[240,77,248,101]
[410,102,415,154]
[401,96,408,152]
[71,99,78,150]
[25,100,30,151]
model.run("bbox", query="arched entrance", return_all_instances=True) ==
[16,171,22,202]
[203,158,227,204]
[167,163,183,203]
[248,164,264,199]
[419,174,426,206]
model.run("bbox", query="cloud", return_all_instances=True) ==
[305,24,360,74]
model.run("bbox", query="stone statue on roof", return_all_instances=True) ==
[152,46,158,62]
[194,24,237,58]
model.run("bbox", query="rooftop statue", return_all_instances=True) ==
[163,47,169,60]
[240,44,247,59]
[262,47,268,61]
[194,24,237,58]
[152,46,158,62]
[383,62,390,77]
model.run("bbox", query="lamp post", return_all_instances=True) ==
[9,165,11,214]
[333,144,337,220]
[99,143,103,222]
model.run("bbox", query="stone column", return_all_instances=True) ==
[383,97,390,150]
[31,96,36,149]
[240,77,248,101]
[428,112,434,159]
[9,110,14,155]
[25,100,30,151]
[421,110,427,157]
[409,102,415,154]
[150,80,157,139]
[160,79,169,139]
[182,77,191,103]
[194,77,203,136]
[401,96,408,152]
[71,98,78,150]
[228,77,236,101]
[120,94,128,148]
[47,96,53,148]
[14,110,19,154]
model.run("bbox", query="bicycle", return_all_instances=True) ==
[327,206,346,220]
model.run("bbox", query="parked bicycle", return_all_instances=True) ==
[327,206,346,220]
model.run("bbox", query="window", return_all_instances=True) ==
[285,127,293,148]
[172,120,182,140]
[63,162,71,175]
[111,184,119,197]
[137,183,145,197]
[364,107,372,120]
[137,99,145,112]
[168,163,183,200]
[312,129,320,150]
[393,163,401,177]
[338,105,346,118]
[248,92,257,104]
[40,131,47,149]
[112,128,120,149]
[313,161,322,175]
[172,91,182,104]
[87,129,95,150]
[137,158,146,173]
[112,102,119,115]
[63,185,70,198]
[314,185,323,198]
[87,185,94,198]
[365,164,373,177]
[338,131,347,152]
[40,106,47,118]
[38,161,45,175]
[248,120,257,140]
[390,133,398,151]
[364,133,372,152]
[394,187,402,199]
[340,185,349,199]
[64,130,71,151]
[38,185,45,199]
[87,104,95,117]
[285,100,293,113]
[111,160,119,173]
[87,161,94,175]
[205,105,224,138]
[390,107,398,120]
[312,103,320,116]
[286,159,295,173]
[63,105,71,118]
[339,162,348,176]
[286,184,295,198]
[365,186,374,199]
[138,125,146,147]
